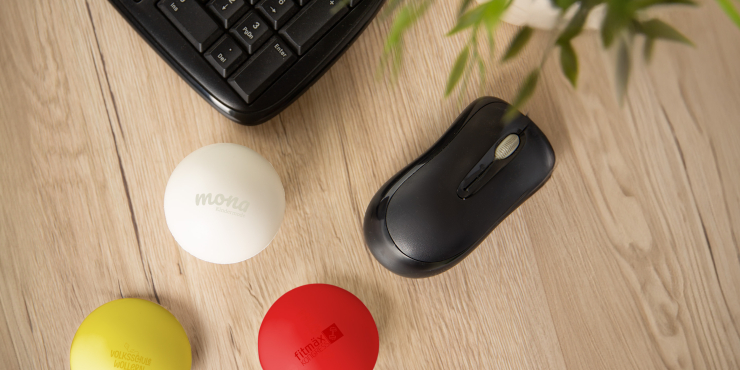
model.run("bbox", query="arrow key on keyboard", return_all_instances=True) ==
[256,0,298,29]
[207,0,248,28]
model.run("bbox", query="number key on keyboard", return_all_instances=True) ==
[230,12,273,54]
[256,0,298,29]
[228,37,297,103]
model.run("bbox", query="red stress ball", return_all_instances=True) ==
[258,284,379,370]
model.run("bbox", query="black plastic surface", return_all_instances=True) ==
[228,37,297,103]
[108,0,385,125]
[363,97,556,278]
[280,0,350,55]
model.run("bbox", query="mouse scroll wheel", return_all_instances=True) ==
[494,134,520,160]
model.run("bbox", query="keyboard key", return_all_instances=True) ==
[207,0,248,28]
[256,0,298,29]
[158,0,222,52]
[280,0,349,55]
[230,12,273,54]
[228,37,297,103]
[204,35,248,77]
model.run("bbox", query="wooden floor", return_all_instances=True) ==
[2,0,739,369]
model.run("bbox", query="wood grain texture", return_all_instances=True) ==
[1,0,739,369]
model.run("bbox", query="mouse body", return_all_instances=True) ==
[363,97,555,278]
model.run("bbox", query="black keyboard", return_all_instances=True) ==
[108,0,385,125]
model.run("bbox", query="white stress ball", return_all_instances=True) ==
[164,143,285,264]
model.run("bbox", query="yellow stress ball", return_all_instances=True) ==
[70,298,191,370]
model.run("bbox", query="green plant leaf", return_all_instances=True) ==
[552,0,578,10]
[478,57,486,93]
[384,6,412,53]
[615,39,631,103]
[458,0,474,16]
[446,45,470,96]
[601,1,633,47]
[557,5,590,43]
[380,0,407,20]
[638,19,694,46]
[559,41,579,86]
[482,0,509,31]
[380,1,435,81]
[502,27,533,61]
[383,2,432,58]
[505,70,540,121]
[632,0,696,9]
[715,0,740,28]
[643,37,656,61]
[448,0,507,35]
[448,5,488,35]
[486,26,495,56]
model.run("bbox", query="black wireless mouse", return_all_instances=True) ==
[363,97,555,278]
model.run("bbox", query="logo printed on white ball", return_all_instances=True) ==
[194,193,250,212]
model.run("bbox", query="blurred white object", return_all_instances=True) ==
[477,0,605,30]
